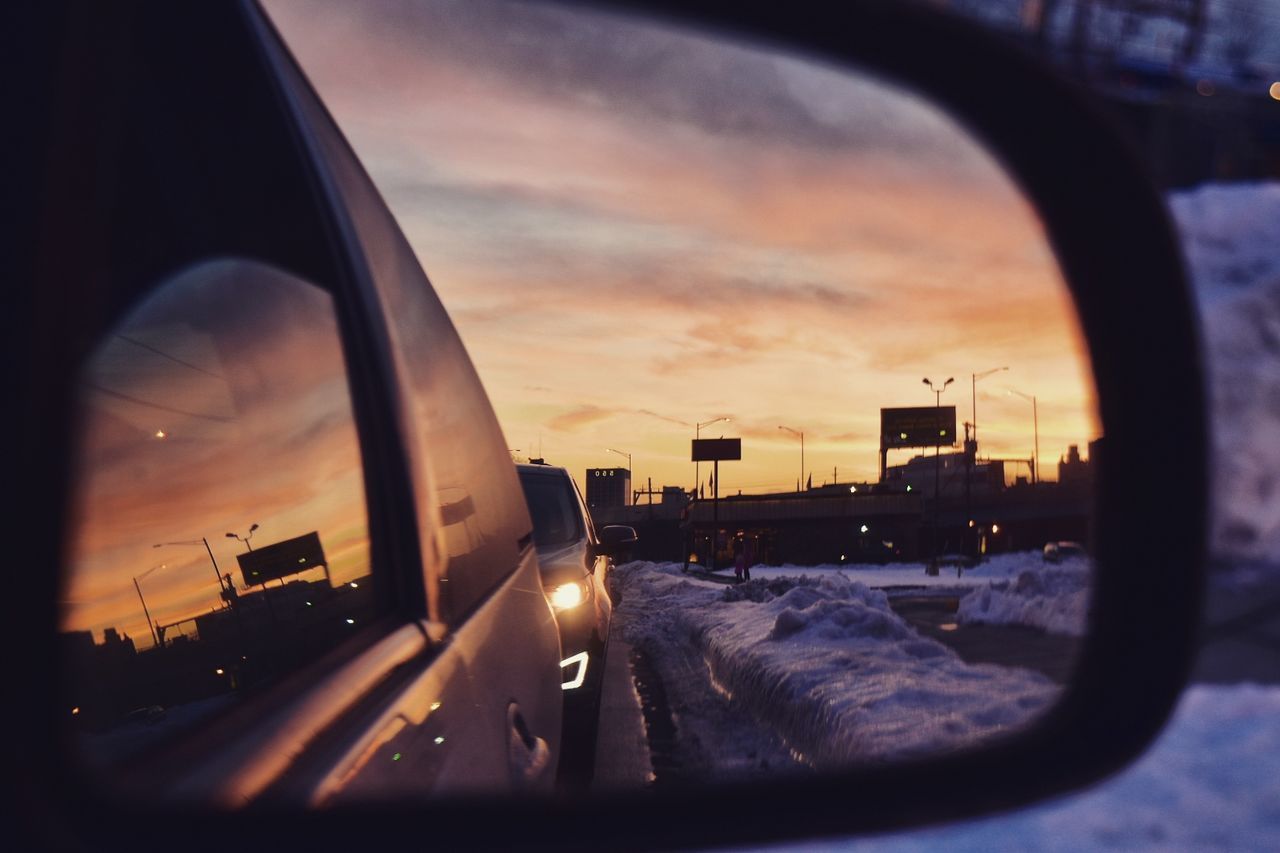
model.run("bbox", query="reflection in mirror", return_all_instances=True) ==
[60,259,373,775]
[281,0,1099,785]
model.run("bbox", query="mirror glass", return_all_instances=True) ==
[287,0,1095,785]
[59,259,377,780]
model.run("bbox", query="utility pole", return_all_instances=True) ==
[923,377,954,574]
[154,537,226,594]
[1008,388,1040,485]
[133,576,158,648]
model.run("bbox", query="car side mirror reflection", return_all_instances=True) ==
[22,0,1204,848]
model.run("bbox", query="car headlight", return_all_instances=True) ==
[549,580,586,610]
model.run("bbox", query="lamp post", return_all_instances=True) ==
[695,417,730,496]
[131,562,167,648]
[605,448,632,505]
[226,523,259,551]
[153,537,225,592]
[971,367,1008,446]
[968,367,1007,558]
[778,425,804,492]
[1007,388,1040,485]
[923,377,954,571]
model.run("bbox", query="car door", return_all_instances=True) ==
[37,0,561,811]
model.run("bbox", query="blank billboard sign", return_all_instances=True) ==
[236,531,327,587]
[880,407,957,449]
[691,438,742,461]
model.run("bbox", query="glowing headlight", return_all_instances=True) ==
[549,581,585,610]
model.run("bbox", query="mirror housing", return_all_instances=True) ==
[10,0,1205,850]
[596,524,639,559]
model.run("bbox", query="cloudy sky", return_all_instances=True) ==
[265,0,1099,496]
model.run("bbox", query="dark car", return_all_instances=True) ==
[516,462,636,785]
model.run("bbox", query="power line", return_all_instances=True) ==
[114,334,226,380]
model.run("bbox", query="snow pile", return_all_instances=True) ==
[956,556,1091,636]
[1168,182,1280,561]
[613,561,1059,774]
[748,550,1080,589]
[792,684,1280,852]
[1167,182,1280,307]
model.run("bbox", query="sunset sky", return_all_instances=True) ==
[63,262,371,649]
[264,0,1099,498]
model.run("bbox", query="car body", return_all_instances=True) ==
[27,0,565,814]
[516,462,636,784]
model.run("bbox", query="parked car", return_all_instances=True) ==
[1044,541,1089,563]
[516,461,636,786]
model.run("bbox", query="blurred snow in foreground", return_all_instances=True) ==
[1169,182,1280,562]
[777,683,1280,853]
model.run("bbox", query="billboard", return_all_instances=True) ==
[691,438,742,461]
[236,531,327,587]
[880,406,957,449]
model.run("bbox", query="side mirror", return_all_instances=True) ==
[597,525,639,558]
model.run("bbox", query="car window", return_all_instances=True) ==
[519,472,585,548]
[60,258,378,769]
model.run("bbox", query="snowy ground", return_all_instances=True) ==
[612,559,1066,775]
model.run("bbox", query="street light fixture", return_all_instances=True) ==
[1007,388,1040,485]
[967,367,1007,560]
[694,417,731,496]
[226,523,259,551]
[778,425,805,492]
[971,367,1008,446]
[153,537,225,592]
[605,448,632,504]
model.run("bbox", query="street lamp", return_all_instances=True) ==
[132,562,167,648]
[1007,388,1040,485]
[605,448,632,504]
[695,417,731,496]
[153,537,225,592]
[967,367,1007,560]
[923,377,954,571]
[778,425,805,492]
[971,367,1008,447]
[226,523,260,551]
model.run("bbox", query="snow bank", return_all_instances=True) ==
[1168,182,1280,307]
[745,550,1078,589]
[785,684,1280,852]
[956,556,1091,636]
[613,561,1060,773]
[1168,182,1280,562]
